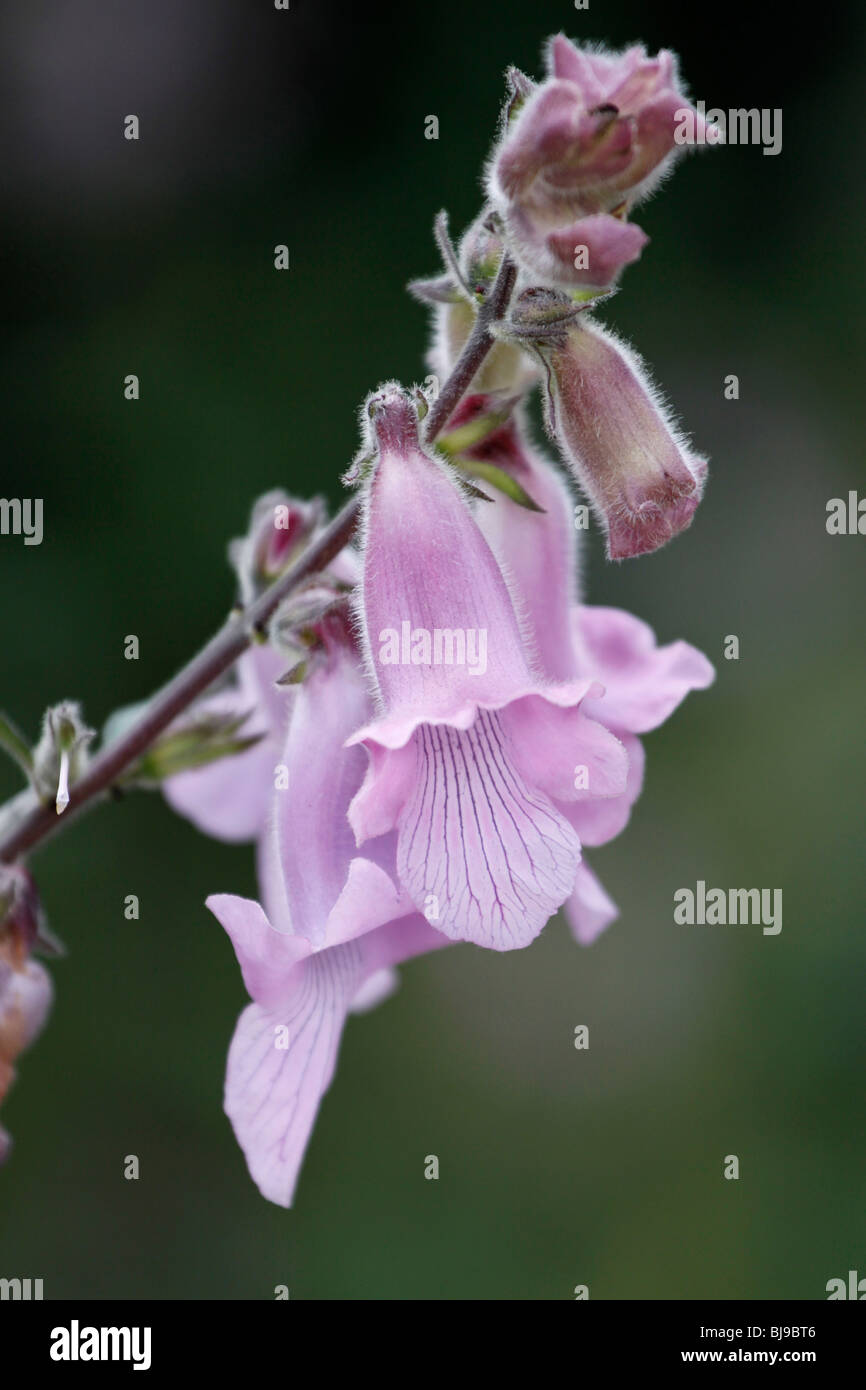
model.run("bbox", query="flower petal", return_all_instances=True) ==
[542,214,648,289]
[206,893,310,1008]
[574,606,715,733]
[395,710,581,951]
[349,968,399,1014]
[565,861,619,944]
[501,691,629,804]
[358,386,534,721]
[164,646,288,843]
[268,641,374,943]
[223,955,357,1208]
[212,898,446,1208]
[564,732,645,846]
[471,411,581,682]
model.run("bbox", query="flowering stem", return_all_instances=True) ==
[424,251,518,439]
[0,253,517,865]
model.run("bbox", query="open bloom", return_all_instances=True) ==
[488,34,715,290]
[207,617,445,1207]
[347,384,629,952]
[531,315,707,559]
[464,403,714,937]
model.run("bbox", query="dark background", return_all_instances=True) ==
[1,0,863,1299]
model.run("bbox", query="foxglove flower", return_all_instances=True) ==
[531,315,707,559]
[488,34,715,290]
[466,406,714,939]
[207,617,444,1207]
[347,384,629,952]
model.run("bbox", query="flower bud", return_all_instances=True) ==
[0,881,54,1165]
[487,34,715,291]
[0,864,43,966]
[0,956,53,1159]
[228,491,327,605]
[0,958,52,1072]
[31,701,94,813]
[533,317,707,559]
[428,213,539,394]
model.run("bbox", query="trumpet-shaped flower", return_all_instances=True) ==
[347,384,629,952]
[466,405,714,938]
[531,316,707,559]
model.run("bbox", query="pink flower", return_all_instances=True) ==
[487,34,714,290]
[0,867,54,1164]
[206,898,442,1207]
[467,407,714,939]
[228,489,327,606]
[207,618,444,1207]
[531,315,708,559]
[164,491,357,842]
[347,384,629,952]
[163,643,290,843]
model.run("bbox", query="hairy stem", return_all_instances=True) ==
[0,253,517,865]
[424,252,518,439]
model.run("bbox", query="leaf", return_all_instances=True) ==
[121,731,265,787]
[435,411,509,457]
[0,710,33,779]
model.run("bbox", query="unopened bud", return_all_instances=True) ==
[0,864,42,966]
[229,491,326,605]
[32,701,94,812]
[533,317,706,559]
[429,213,539,395]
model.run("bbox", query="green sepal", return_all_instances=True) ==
[0,710,34,780]
[457,460,545,512]
[115,711,264,788]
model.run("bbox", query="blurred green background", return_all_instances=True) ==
[1,0,863,1299]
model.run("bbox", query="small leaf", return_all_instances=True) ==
[0,710,33,779]
[115,705,264,787]
[122,731,265,787]
[407,274,462,305]
[435,408,510,457]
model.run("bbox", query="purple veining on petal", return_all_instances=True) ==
[224,938,363,1207]
[397,710,580,951]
